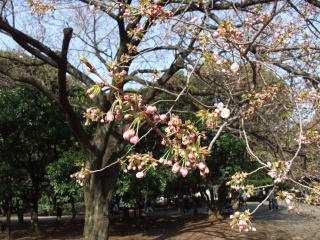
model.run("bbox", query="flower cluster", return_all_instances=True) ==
[28,0,56,16]
[160,114,211,177]
[107,70,127,84]
[241,85,285,117]
[296,130,320,145]
[277,191,297,211]
[244,12,271,25]
[267,161,291,183]
[212,21,243,42]
[121,3,173,22]
[227,172,248,191]
[122,153,157,178]
[196,102,231,129]
[70,168,89,186]
[230,210,256,232]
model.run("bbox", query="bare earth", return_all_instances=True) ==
[0,201,319,240]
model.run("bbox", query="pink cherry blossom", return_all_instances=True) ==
[220,108,231,118]
[123,94,130,101]
[171,164,180,174]
[180,168,188,177]
[145,105,157,114]
[160,114,167,121]
[105,112,114,122]
[230,62,240,73]
[198,162,207,171]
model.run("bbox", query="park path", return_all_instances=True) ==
[247,201,320,239]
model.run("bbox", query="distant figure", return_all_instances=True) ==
[182,197,191,214]
[239,190,247,208]
[268,189,278,210]
[145,200,153,215]
[257,189,265,203]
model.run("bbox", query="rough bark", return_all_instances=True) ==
[83,148,119,240]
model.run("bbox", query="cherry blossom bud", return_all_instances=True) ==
[108,72,114,77]
[189,17,198,24]
[123,129,135,140]
[145,105,157,114]
[153,114,160,120]
[124,114,131,120]
[115,114,121,120]
[123,94,130,101]
[166,160,173,166]
[213,31,220,38]
[171,164,180,174]
[188,152,195,160]
[130,136,139,144]
[198,162,207,171]
[120,70,127,76]
[180,168,188,177]
[136,171,145,178]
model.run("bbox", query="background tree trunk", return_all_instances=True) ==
[70,197,76,220]
[5,201,12,240]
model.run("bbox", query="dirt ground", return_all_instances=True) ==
[0,215,269,240]
[1,201,319,240]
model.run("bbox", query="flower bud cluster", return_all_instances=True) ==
[107,70,127,84]
[267,161,291,183]
[227,172,248,191]
[213,21,243,42]
[244,9,271,26]
[70,168,89,186]
[160,114,211,177]
[28,0,56,16]
[230,210,256,232]
[296,130,320,145]
[277,191,297,211]
[242,85,284,117]
[122,153,157,178]
[121,3,173,23]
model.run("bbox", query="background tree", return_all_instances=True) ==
[0,85,77,231]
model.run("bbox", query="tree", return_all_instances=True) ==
[0,85,76,231]
[47,150,84,220]
[0,0,319,239]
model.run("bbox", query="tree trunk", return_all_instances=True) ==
[56,204,62,222]
[6,201,12,240]
[17,209,24,224]
[30,180,40,232]
[217,182,228,212]
[83,154,119,240]
[70,198,76,220]
[30,205,39,232]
